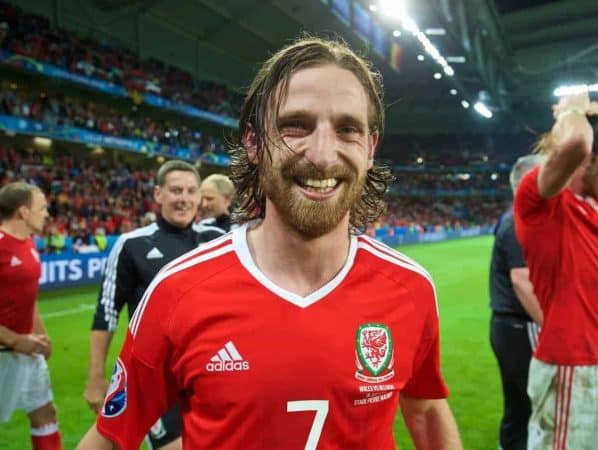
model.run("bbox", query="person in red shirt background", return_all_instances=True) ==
[0,181,62,450]
[514,92,598,450]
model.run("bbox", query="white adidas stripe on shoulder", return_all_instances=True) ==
[357,237,439,314]
[130,239,234,336]
[358,235,432,281]
[99,223,159,332]
[160,232,233,274]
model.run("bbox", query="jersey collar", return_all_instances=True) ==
[232,223,358,308]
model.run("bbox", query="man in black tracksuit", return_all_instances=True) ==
[489,154,543,450]
[84,160,223,450]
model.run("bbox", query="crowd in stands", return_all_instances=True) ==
[381,133,537,169]
[392,170,509,193]
[0,82,228,155]
[0,146,159,253]
[0,145,512,254]
[0,1,243,117]
[369,195,509,235]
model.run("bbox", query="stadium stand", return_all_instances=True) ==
[0,1,243,118]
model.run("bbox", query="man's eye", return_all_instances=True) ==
[338,126,360,135]
[280,122,308,134]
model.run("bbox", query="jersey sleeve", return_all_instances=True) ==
[513,166,559,226]
[96,280,179,449]
[401,278,449,399]
[92,237,136,332]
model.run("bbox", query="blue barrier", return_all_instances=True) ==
[39,252,109,290]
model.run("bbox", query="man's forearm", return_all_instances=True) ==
[88,330,115,378]
[0,325,18,348]
[538,97,594,198]
[32,303,47,335]
[511,268,543,325]
[401,397,462,450]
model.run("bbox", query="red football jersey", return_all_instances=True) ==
[514,167,598,365]
[0,231,41,334]
[97,227,448,449]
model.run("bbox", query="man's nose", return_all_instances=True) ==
[305,123,338,170]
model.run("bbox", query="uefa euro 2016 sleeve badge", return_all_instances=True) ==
[102,358,127,418]
[355,324,395,384]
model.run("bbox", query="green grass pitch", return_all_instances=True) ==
[0,236,501,449]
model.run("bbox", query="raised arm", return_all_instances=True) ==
[537,93,596,198]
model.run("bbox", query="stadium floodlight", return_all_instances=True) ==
[433,73,442,80]
[491,173,498,180]
[392,30,401,37]
[450,89,457,95]
[461,100,470,109]
[474,101,493,118]
[424,28,446,36]
[379,0,407,20]
[553,83,598,97]
[33,137,52,148]
[375,0,456,78]
[417,54,425,61]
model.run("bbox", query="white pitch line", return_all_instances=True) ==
[42,304,95,319]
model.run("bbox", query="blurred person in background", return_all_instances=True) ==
[514,92,598,449]
[198,173,235,232]
[0,182,62,450]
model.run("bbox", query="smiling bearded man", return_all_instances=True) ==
[78,36,462,450]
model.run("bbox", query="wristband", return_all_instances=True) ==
[556,108,586,121]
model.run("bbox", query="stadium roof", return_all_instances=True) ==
[16,0,598,136]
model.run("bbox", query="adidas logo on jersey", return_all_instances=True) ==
[10,256,22,267]
[206,341,250,372]
[146,247,164,259]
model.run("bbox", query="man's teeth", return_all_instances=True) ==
[301,178,339,191]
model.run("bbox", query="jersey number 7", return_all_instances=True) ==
[287,400,329,450]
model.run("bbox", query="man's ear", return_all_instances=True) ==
[368,131,379,169]
[17,204,29,221]
[242,127,259,165]
[153,185,162,205]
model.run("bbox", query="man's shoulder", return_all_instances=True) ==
[193,221,227,239]
[151,234,237,291]
[117,223,160,246]
[356,235,435,290]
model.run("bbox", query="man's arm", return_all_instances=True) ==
[76,424,118,450]
[510,267,543,326]
[400,395,462,450]
[0,325,49,355]
[84,330,114,413]
[31,302,52,359]
[538,93,595,198]
[85,236,135,412]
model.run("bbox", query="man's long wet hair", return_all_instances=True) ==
[229,35,394,229]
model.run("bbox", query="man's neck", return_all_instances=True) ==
[246,208,352,297]
[0,220,31,240]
